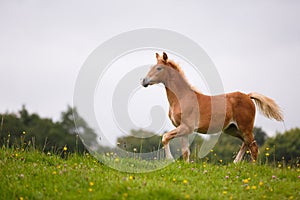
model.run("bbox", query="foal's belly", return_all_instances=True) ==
[169,114,230,134]
[195,113,232,134]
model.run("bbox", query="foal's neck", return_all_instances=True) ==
[164,71,193,105]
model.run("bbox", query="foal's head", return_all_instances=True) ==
[142,52,178,87]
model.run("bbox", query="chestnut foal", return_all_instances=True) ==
[142,52,283,162]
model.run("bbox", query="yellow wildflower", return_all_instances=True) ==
[265,153,270,157]
[63,146,67,151]
[183,179,188,184]
[89,182,94,186]
[243,179,249,184]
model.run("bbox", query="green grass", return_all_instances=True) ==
[0,148,299,200]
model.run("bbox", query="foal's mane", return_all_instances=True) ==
[166,59,201,93]
[167,60,185,76]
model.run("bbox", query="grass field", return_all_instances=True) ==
[1,148,299,200]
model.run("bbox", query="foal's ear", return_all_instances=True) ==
[163,52,168,61]
[156,53,160,60]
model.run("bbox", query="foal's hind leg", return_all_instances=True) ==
[243,131,258,162]
[248,140,258,162]
[223,124,247,163]
[234,142,246,163]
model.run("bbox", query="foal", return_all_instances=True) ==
[142,52,283,162]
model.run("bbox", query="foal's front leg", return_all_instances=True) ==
[162,125,192,161]
[181,135,190,162]
[162,128,177,161]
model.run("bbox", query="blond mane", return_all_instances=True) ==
[167,59,201,93]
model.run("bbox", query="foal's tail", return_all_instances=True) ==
[249,92,283,121]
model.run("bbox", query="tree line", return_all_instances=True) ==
[1,106,299,164]
[0,105,97,154]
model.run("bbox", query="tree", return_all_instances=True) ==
[19,105,31,126]
[0,105,97,154]
[117,129,162,153]
[67,106,98,151]
[0,112,25,147]
[260,128,300,164]
[253,127,268,147]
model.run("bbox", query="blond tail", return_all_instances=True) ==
[249,92,283,121]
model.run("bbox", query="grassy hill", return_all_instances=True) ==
[1,147,299,200]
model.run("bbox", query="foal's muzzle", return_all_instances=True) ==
[142,77,150,87]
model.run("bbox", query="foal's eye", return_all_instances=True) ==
[157,67,162,71]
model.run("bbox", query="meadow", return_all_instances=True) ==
[1,147,299,200]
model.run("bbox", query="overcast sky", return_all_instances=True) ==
[1,1,299,137]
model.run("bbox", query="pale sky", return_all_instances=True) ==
[1,1,300,138]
